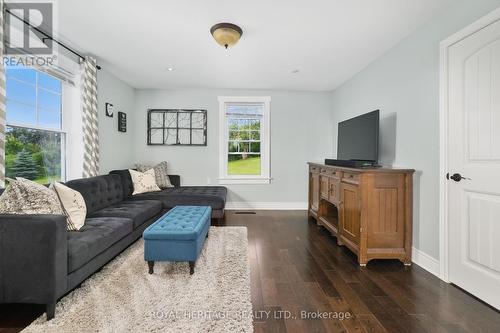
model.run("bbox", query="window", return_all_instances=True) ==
[5,67,65,184]
[218,96,271,184]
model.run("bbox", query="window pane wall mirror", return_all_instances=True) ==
[147,109,207,146]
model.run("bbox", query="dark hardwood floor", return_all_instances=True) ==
[1,210,500,332]
[221,210,500,333]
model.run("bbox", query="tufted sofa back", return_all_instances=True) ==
[110,169,181,198]
[109,169,134,198]
[65,174,124,215]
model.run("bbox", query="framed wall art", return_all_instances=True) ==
[105,102,114,117]
[118,112,127,132]
[147,109,207,146]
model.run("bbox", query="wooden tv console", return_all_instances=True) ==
[308,162,415,266]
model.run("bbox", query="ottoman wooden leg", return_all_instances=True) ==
[189,261,195,275]
[148,261,154,274]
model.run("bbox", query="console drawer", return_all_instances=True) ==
[320,167,341,177]
[310,165,320,173]
[342,172,359,183]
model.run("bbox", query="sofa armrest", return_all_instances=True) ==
[0,214,67,305]
[168,175,181,188]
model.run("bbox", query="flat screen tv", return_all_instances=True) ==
[337,110,379,163]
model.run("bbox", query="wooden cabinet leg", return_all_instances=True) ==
[358,256,368,267]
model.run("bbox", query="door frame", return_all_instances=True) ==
[439,7,500,283]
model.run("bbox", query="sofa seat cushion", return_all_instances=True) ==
[88,200,163,229]
[132,186,227,210]
[67,217,133,273]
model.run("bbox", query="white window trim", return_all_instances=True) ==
[218,96,271,185]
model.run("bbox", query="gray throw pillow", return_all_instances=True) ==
[136,161,173,188]
[0,178,64,216]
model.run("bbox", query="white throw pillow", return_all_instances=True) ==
[129,169,161,195]
[50,182,87,231]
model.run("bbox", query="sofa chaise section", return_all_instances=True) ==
[110,169,227,219]
[131,187,226,216]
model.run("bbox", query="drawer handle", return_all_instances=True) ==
[349,174,354,178]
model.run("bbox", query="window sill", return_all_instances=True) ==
[218,177,271,185]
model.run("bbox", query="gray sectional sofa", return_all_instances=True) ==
[0,170,227,320]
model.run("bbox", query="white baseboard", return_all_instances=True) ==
[412,247,440,277]
[225,202,308,210]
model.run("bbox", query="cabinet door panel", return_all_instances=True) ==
[311,173,320,211]
[320,175,329,199]
[340,182,361,245]
[329,177,340,204]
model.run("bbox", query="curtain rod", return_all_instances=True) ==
[4,8,102,70]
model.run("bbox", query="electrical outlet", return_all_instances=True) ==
[207,177,211,184]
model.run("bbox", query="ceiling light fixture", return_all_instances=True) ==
[210,23,243,49]
[166,67,174,71]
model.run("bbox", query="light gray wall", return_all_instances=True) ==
[97,69,136,173]
[329,0,500,259]
[133,89,333,203]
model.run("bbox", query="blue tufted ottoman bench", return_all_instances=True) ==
[143,206,212,275]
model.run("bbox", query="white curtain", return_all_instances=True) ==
[0,0,6,187]
[81,56,99,178]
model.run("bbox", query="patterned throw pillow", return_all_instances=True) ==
[136,161,173,189]
[0,178,64,216]
[50,182,87,231]
[129,169,161,195]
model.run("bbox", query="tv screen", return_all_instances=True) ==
[337,110,379,162]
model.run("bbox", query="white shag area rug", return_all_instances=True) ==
[23,227,252,333]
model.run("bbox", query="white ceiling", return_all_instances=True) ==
[56,0,453,91]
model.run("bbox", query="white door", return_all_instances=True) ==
[447,16,500,309]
